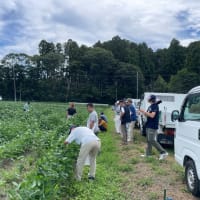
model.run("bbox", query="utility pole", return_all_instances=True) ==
[12,63,17,102]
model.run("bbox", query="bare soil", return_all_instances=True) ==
[115,131,200,200]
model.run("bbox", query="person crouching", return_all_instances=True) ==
[98,118,107,132]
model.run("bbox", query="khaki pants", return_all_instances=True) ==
[127,121,135,142]
[121,123,130,144]
[114,115,121,134]
[76,140,101,180]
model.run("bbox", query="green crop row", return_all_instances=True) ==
[0,102,89,199]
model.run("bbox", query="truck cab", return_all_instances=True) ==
[171,86,200,197]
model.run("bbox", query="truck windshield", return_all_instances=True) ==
[183,93,200,121]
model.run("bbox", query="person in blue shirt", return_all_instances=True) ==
[120,100,131,145]
[100,112,108,123]
[127,98,137,142]
[139,95,168,160]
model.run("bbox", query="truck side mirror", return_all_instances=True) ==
[171,110,179,122]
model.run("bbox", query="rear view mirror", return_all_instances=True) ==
[171,110,179,122]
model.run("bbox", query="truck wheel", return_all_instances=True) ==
[185,160,200,197]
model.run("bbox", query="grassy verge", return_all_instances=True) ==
[68,107,126,200]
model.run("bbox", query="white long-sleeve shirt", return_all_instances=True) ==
[65,127,100,146]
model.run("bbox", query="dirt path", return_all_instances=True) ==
[114,130,199,200]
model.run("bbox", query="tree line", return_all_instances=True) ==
[0,36,199,103]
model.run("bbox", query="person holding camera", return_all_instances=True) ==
[139,95,168,160]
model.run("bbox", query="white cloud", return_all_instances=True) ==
[1,0,200,58]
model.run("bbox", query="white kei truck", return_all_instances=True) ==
[139,92,186,145]
[171,86,200,197]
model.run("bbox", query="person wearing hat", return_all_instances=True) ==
[64,126,101,181]
[139,94,168,160]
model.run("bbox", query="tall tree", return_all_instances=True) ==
[185,41,200,74]
[138,42,155,87]
[164,39,186,81]
[152,75,168,92]
[168,68,199,93]
[39,40,55,56]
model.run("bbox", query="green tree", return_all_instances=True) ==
[114,62,144,99]
[153,75,168,92]
[168,68,199,93]
[185,41,200,74]
[138,42,155,86]
[64,39,80,62]
[39,40,55,55]
[164,39,186,81]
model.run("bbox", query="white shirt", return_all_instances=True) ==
[87,110,99,133]
[23,103,30,112]
[65,127,100,146]
[120,107,125,114]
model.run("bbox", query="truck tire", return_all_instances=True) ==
[185,160,200,197]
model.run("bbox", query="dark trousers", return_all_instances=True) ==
[146,128,166,155]
[99,126,107,132]
[121,124,128,144]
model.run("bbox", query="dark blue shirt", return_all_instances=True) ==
[129,105,137,121]
[146,103,159,129]
[121,106,131,125]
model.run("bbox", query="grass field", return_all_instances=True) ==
[0,101,199,200]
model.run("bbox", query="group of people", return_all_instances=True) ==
[66,102,108,132]
[64,103,108,181]
[115,95,168,160]
[65,94,169,182]
[114,98,137,145]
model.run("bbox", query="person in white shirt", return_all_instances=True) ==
[64,126,101,181]
[23,102,30,112]
[114,101,121,134]
[86,103,99,134]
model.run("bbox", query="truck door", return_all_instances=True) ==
[175,92,200,178]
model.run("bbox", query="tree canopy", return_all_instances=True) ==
[0,36,199,103]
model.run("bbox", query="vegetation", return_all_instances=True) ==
[0,36,199,103]
[0,102,124,200]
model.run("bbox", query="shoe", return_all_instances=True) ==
[159,152,168,160]
[141,154,152,157]
[88,176,95,181]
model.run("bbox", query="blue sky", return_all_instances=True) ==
[0,0,200,59]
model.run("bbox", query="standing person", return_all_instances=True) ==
[66,102,77,119]
[87,103,99,134]
[127,98,137,143]
[139,95,168,160]
[120,100,131,145]
[64,126,101,181]
[114,101,121,134]
[23,101,30,112]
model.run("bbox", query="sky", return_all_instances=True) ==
[1,0,200,59]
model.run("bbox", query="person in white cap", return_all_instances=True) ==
[64,126,101,181]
